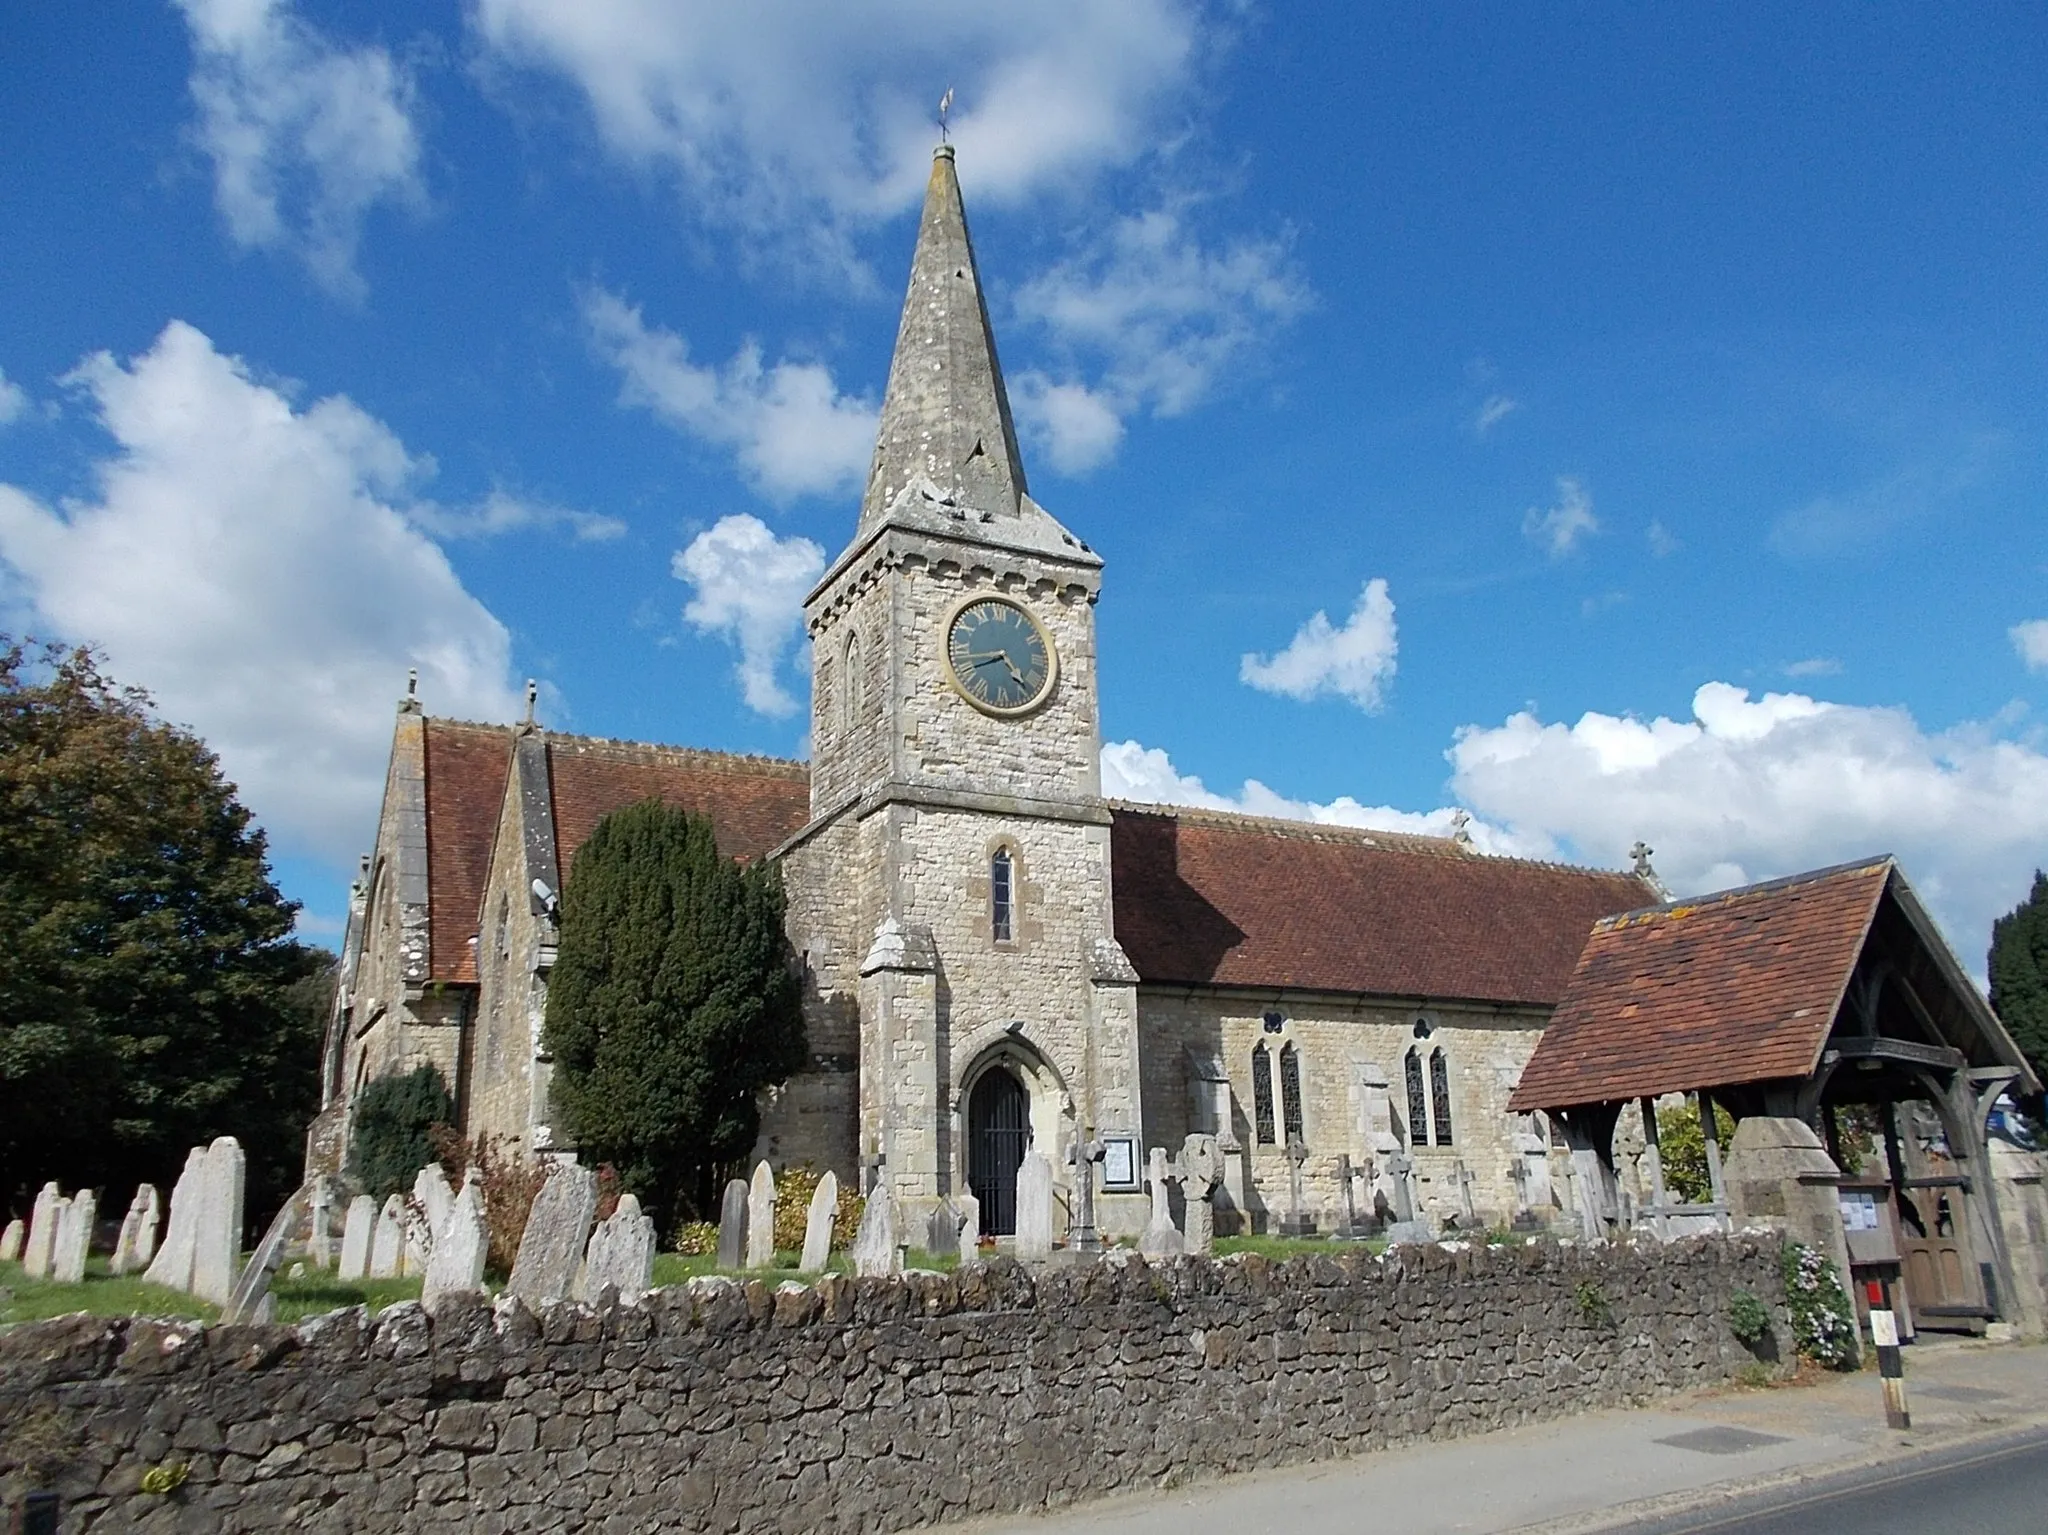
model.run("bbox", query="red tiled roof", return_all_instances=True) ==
[423,720,514,984]
[546,737,810,875]
[1109,805,1654,1006]
[1507,860,1891,1111]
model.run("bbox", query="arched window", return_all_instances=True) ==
[1430,1048,1455,1146]
[1251,1043,1277,1145]
[1279,1042,1305,1142]
[1404,1048,1429,1147]
[990,847,1014,943]
[841,634,863,730]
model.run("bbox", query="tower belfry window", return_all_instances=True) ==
[841,634,863,730]
[990,847,1014,943]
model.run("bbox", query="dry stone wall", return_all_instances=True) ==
[1,1236,1786,1535]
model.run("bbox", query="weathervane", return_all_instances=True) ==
[938,87,955,145]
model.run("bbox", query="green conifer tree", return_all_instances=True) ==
[543,800,805,1228]
[1989,871,2048,1120]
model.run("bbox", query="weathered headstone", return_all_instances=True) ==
[224,1187,307,1323]
[745,1161,778,1269]
[407,1165,454,1273]
[190,1136,246,1306]
[923,1200,960,1258]
[112,1184,161,1275]
[422,1171,488,1306]
[1139,1147,1183,1258]
[1065,1136,1107,1254]
[800,1172,837,1272]
[52,1189,95,1283]
[850,1179,897,1277]
[144,1147,207,1291]
[23,1183,63,1279]
[1278,1136,1317,1237]
[1384,1217,1436,1247]
[369,1193,406,1279]
[507,1161,599,1305]
[0,1218,22,1263]
[1385,1147,1417,1225]
[1179,1134,1223,1256]
[308,1181,333,1269]
[955,1192,980,1261]
[716,1178,749,1270]
[338,1194,377,1281]
[578,1192,656,1302]
[1452,1159,1479,1228]
[1014,1150,1055,1262]
[1334,1153,1362,1239]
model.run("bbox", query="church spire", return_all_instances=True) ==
[859,145,1029,531]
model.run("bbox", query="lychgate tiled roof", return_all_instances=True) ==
[422,720,515,984]
[1109,804,1654,1006]
[1507,860,1892,1111]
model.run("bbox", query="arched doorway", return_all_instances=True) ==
[968,1066,1032,1235]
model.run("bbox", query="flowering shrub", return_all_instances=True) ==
[1780,1242,1859,1369]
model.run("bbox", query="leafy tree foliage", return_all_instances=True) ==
[544,800,806,1228]
[1990,871,2048,1118]
[0,639,325,1217]
[347,1064,456,1201]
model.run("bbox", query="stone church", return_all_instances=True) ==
[309,147,1656,1240]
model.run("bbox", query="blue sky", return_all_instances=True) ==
[2,2,2045,967]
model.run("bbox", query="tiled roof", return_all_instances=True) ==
[545,736,810,875]
[1109,804,1654,1006]
[1507,860,1891,1111]
[423,720,516,984]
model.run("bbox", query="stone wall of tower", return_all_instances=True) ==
[1136,992,1562,1231]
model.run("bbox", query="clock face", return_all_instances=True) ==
[946,596,1056,715]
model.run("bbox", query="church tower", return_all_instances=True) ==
[778,146,1145,1238]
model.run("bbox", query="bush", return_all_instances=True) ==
[1781,1242,1859,1369]
[1656,1099,1735,1204]
[771,1164,866,1255]
[428,1126,547,1277]
[674,1220,718,1257]
[346,1065,454,1200]
[1728,1288,1772,1346]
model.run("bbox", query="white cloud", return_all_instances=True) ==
[584,290,877,501]
[409,489,625,543]
[0,321,525,861]
[1783,657,1843,678]
[1646,519,1679,558]
[472,0,1197,248]
[1523,475,1598,558]
[1474,394,1518,434]
[175,0,425,299]
[1450,681,2048,961]
[1011,205,1311,469]
[2011,620,2048,672]
[1010,374,1125,476]
[0,368,26,426]
[1239,577,1398,713]
[673,514,824,717]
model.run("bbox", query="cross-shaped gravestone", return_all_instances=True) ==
[1066,1136,1106,1254]
[860,1151,886,1197]
[1508,1155,1531,1209]
[1452,1159,1478,1228]
[1278,1135,1317,1237]
[1385,1148,1416,1224]
[1334,1153,1360,1238]
[1178,1134,1223,1255]
[1138,1146,1182,1257]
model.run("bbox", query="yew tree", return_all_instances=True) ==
[543,800,805,1229]
[0,640,327,1216]
[1990,871,2048,1121]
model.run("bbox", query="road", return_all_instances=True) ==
[1622,1428,2048,1534]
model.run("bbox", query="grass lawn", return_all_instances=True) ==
[1213,1234,1390,1259]
[0,1257,424,1325]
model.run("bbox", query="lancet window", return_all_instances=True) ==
[1404,1047,1429,1147]
[1430,1048,1455,1146]
[1252,1042,1277,1145]
[990,847,1014,943]
[1279,1042,1305,1142]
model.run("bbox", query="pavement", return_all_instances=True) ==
[950,1337,2048,1535]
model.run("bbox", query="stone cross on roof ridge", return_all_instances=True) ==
[859,144,1030,534]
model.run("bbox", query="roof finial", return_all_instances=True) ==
[399,666,421,715]
[937,86,955,147]
[1630,840,1673,901]
[1449,809,1475,851]
[523,679,538,728]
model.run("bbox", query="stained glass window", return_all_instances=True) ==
[1252,1043,1276,1145]
[1404,1048,1428,1146]
[1430,1048,1454,1146]
[1279,1043,1305,1142]
[990,848,1013,943]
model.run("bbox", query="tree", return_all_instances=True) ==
[0,639,325,1217]
[347,1064,456,1201]
[543,800,806,1229]
[1990,871,2048,1120]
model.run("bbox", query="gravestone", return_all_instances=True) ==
[1179,1134,1223,1256]
[369,1193,406,1279]
[52,1190,95,1283]
[1384,1218,1437,1246]
[407,1165,455,1273]
[1138,1147,1183,1258]
[1014,1149,1055,1261]
[507,1161,600,1305]
[716,1178,749,1270]
[850,1179,897,1277]
[23,1183,64,1278]
[955,1192,980,1261]
[1278,1136,1318,1237]
[0,1219,22,1263]
[578,1192,656,1302]
[112,1184,161,1275]
[422,1171,488,1306]
[1334,1153,1362,1239]
[224,1187,307,1322]
[745,1161,778,1268]
[144,1147,208,1291]
[1219,1134,1249,1237]
[1066,1136,1107,1253]
[1451,1159,1479,1229]
[1385,1147,1418,1225]
[190,1136,246,1306]
[923,1200,960,1259]
[308,1182,333,1268]
[800,1171,838,1271]
[338,1194,377,1281]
